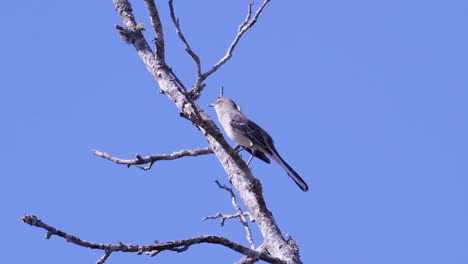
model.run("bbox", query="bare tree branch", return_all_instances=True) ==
[187,0,271,99]
[92,147,213,170]
[144,0,165,60]
[200,0,271,82]
[143,0,189,92]
[215,180,255,249]
[168,0,202,82]
[168,0,206,99]
[242,2,255,27]
[203,212,251,226]
[21,215,283,264]
[167,1,270,100]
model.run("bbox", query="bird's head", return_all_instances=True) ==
[208,97,241,113]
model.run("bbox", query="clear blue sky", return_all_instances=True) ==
[2,0,467,263]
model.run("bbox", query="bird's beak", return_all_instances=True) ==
[207,103,215,107]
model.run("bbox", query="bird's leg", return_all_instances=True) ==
[233,144,242,153]
[233,144,247,159]
[246,149,256,166]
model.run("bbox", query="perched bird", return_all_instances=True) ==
[209,97,309,192]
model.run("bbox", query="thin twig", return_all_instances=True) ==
[144,0,165,60]
[168,0,202,81]
[241,3,255,28]
[163,62,188,92]
[219,85,224,98]
[215,180,255,249]
[92,147,213,170]
[201,0,271,81]
[21,215,283,264]
[168,0,271,99]
[202,212,251,226]
[96,250,112,264]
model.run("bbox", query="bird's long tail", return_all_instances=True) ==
[271,152,309,192]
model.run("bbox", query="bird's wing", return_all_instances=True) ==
[230,116,274,156]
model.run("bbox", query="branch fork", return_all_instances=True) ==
[168,0,271,100]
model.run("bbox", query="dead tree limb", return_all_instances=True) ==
[92,147,212,170]
[144,0,165,60]
[21,215,283,264]
[168,0,202,84]
[168,0,205,99]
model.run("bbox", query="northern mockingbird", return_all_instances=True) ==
[208,97,309,192]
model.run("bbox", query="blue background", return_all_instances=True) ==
[3,0,467,263]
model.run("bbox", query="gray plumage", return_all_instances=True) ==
[208,97,309,192]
